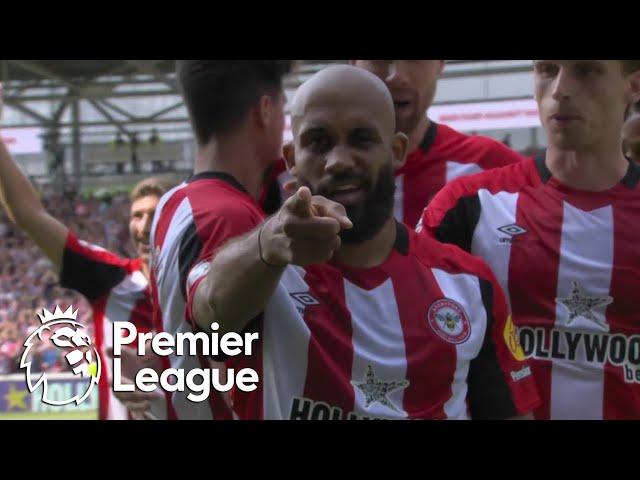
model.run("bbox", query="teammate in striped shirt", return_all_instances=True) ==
[190,65,539,420]
[350,60,525,228]
[150,60,292,419]
[418,60,640,419]
[0,83,168,419]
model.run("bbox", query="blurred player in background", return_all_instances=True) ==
[150,60,292,419]
[351,60,525,227]
[190,65,540,420]
[0,83,169,420]
[419,60,640,419]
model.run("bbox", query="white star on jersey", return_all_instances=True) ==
[351,364,409,413]
[556,281,613,327]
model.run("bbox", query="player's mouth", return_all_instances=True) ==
[327,183,365,205]
[393,100,412,112]
[137,241,150,255]
[549,113,581,124]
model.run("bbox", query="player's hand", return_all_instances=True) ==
[106,345,164,420]
[260,186,352,267]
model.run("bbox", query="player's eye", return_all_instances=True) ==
[535,62,559,77]
[574,63,600,77]
[349,130,379,149]
[308,135,333,154]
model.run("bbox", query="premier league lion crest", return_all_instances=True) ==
[20,306,101,406]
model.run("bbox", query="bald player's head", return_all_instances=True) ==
[290,65,397,138]
[284,64,408,245]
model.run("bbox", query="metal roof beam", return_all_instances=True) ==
[10,60,79,91]
[99,99,138,121]
[146,101,184,120]
[3,100,52,125]
[125,60,178,92]
[87,99,131,137]
[53,99,71,123]
[2,116,190,129]
[3,88,178,103]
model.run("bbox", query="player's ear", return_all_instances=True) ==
[628,70,640,105]
[282,142,298,176]
[390,132,409,172]
[256,94,274,129]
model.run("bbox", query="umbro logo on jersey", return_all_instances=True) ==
[289,292,320,306]
[497,224,527,243]
[498,224,527,236]
[289,292,320,314]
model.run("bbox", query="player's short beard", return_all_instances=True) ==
[304,164,396,245]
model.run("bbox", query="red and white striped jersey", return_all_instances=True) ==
[60,232,156,420]
[260,123,524,228]
[150,171,265,420]
[419,155,640,420]
[395,123,524,228]
[220,222,539,420]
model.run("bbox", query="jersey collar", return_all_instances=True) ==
[535,150,640,190]
[187,171,249,194]
[418,121,439,153]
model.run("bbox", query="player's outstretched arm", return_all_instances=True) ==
[191,186,352,335]
[0,83,68,270]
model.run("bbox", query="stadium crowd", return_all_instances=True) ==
[0,186,135,374]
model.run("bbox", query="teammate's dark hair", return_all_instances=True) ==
[176,60,292,146]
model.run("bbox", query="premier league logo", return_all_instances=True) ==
[20,306,101,406]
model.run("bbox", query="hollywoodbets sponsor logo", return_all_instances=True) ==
[518,327,640,384]
[289,397,388,420]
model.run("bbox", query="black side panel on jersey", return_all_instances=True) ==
[60,251,127,302]
[434,195,481,253]
[178,221,202,300]
[622,159,640,189]
[261,178,283,215]
[467,278,518,420]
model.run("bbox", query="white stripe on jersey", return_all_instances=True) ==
[472,189,520,308]
[262,266,312,420]
[151,182,188,241]
[154,195,212,420]
[431,269,488,420]
[550,203,614,420]
[345,278,408,419]
[102,270,147,420]
[394,175,404,223]
[446,161,484,184]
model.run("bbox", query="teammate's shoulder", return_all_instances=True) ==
[437,123,525,165]
[440,155,539,199]
[410,229,496,281]
[465,132,525,163]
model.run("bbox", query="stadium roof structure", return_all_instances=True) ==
[0,60,345,133]
[0,60,534,188]
[0,60,534,132]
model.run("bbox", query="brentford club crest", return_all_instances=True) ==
[427,298,471,344]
